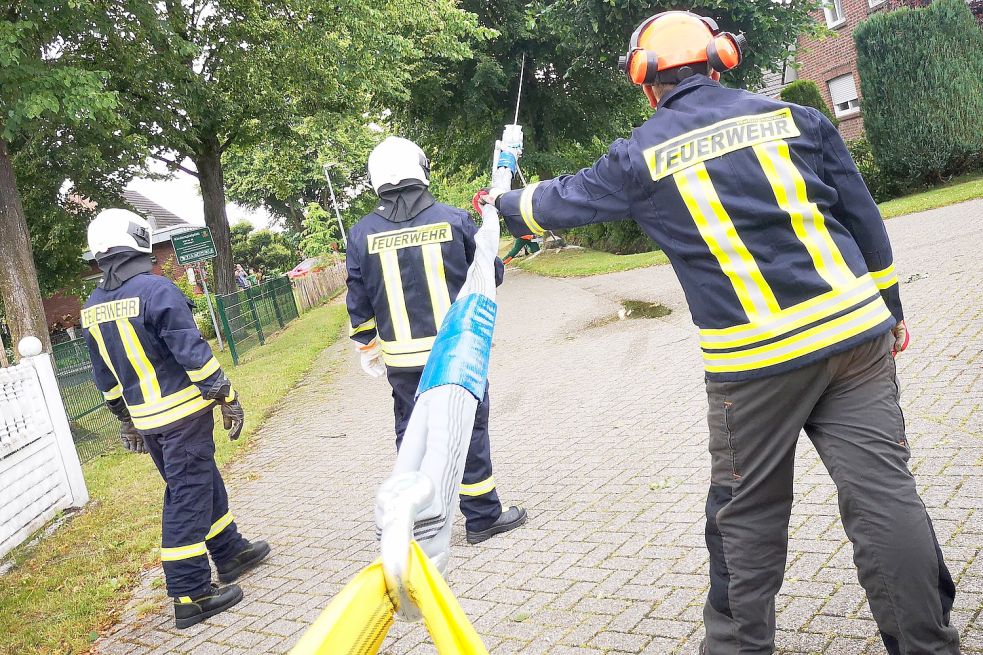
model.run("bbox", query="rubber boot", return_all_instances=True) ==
[216,540,271,583]
[466,506,528,544]
[174,583,243,629]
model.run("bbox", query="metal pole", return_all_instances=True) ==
[322,164,348,249]
[198,263,224,351]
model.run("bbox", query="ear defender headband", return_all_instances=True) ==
[617,12,746,85]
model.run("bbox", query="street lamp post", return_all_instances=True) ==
[321,163,348,249]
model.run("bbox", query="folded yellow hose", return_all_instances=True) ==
[289,541,488,655]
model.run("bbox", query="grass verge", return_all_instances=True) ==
[513,247,669,278]
[879,172,983,219]
[0,300,348,655]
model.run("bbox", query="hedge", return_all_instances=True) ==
[854,0,983,188]
[780,80,839,127]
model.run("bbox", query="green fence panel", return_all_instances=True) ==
[214,277,301,365]
[53,338,119,463]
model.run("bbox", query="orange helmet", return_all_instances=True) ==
[618,11,746,106]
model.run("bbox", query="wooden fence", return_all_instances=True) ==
[291,262,347,313]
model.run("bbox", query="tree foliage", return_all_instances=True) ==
[230,223,298,276]
[854,0,983,188]
[78,0,482,293]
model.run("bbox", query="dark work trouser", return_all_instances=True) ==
[387,369,502,532]
[143,411,249,598]
[703,333,959,655]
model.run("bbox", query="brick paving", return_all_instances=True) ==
[95,201,983,655]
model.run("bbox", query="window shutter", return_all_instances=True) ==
[828,74,858,105]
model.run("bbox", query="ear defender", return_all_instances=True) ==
[707,32,746,73]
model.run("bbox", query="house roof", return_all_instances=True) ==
[123,190,192,233]
[757,70,787,99]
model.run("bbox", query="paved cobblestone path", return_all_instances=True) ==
[96,201,983,655]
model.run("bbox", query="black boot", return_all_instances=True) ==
[466,506,528,544]
[216,540,271,583]
[173,583,243,629]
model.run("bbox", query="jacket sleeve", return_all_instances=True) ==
[145,280,228,395]
[497,138,635,238]
[818,114,903,322]
[461,211,505,287]
[83,328,123,402]
[345,244,378,345]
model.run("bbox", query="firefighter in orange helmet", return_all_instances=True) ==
[477,10,955,655]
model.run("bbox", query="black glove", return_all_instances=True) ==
[106,396,131,422]
[119,420,146,454]
[203,376,245,441]
[220,393,245,441]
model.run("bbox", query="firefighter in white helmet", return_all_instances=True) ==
[82,208,270,628]
[346,136,527,544]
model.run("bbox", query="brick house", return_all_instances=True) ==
[764,0,983,140]
[43,190,195,337]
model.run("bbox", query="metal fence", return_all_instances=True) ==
[52,339,119,463]
[216,276,300,365]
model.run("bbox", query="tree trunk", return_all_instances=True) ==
[194,138,236,295]
[0,137,51,355]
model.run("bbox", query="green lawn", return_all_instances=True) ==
[879,172,983,219]
[0,300,348,655]
[513,247,669,278]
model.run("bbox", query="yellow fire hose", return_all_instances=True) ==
[288,541,488,655]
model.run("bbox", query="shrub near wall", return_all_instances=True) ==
[854,0,983,188]
[780,81,839,128]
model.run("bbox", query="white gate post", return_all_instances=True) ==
[18,337,89,507]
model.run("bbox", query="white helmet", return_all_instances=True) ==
[87,208,153,257]
[367,136,430,194]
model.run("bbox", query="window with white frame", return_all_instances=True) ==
[868,0,886,7]
[823,0,846,27]
[828,74,860,117]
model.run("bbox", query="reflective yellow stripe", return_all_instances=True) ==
[206,512,234,540]
[349,318,377,336]
[380,351,430,368]
[116,318,161,402]
[379,336,436,355]
[102,384,123,401]
[128,385,202,417]
[704,298,892,373]
[700,275,879,350]
[160,542,207,561]
[88,324,122,390]
[519,182,545,235]
[753,140,854,289]
[379,250,412,341]
[187,356,220,382]
[132,397,215,431]
[460,476,496,497]
[869,264,898,290]
[422,243,452,327]
[177,596,193,604]
[675,164,780,319]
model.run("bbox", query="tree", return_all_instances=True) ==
[0,2,132,352]
[230,223,299,276]
[398,0,823,179]
[82,0,481,294]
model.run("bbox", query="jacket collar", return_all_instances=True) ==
[657,74,720,110]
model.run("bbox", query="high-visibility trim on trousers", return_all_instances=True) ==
[460,476,495,497]
[161,542,207,561]
[206,512,234,540]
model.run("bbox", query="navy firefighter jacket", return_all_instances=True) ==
[498,75,902,382]
[346,201,504,369]
[82,273,227,431]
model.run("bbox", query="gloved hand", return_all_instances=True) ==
[119,419,146,454]
[219,392,245,441]
[357,338,386,378]
[892,320,910,357]
[471,188,504,215]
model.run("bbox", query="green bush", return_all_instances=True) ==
[563,221,659,255]
[854,0,983,188]
[780,80,839,127]
[846,136,901,203]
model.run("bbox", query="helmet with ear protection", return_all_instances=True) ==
[617,11,745,86]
